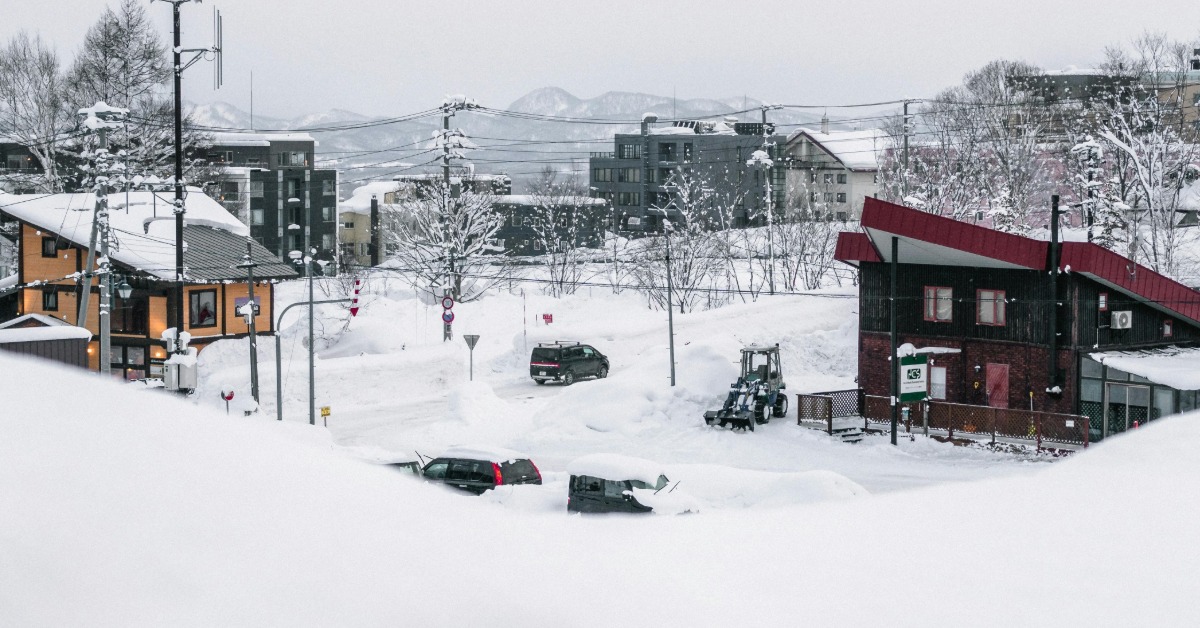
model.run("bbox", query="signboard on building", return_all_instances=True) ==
[899,354,928,402]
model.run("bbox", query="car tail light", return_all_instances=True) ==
[531,461,542,484]
[492,462,503,485]
[531,362,560,368]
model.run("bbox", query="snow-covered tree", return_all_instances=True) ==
[0,32,70,192]
[772,217,844,291]
[62,0,216,191]
[629,168,723,313]
[526,168,604,297]
[387,181,508,302]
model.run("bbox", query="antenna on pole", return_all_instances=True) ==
[212,7,224,90]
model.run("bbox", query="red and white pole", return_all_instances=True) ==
[350,279,361,317]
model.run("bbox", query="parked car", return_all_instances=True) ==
[567,453,671,514]
[530,341,609,385]
[421,446,542,495]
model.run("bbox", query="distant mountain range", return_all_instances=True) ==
[188,87,850,192]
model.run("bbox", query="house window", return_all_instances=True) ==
[646,168,656,183]
[250,208,264,226]
[189,290,217,328]
[322,180,335,196]
[837,173,847,184]
[823,192,834,202]
[1164,320,1174,338]
[1098,292,1108,312]
[658,143,676,161]
[112,296,148,334]
[977,289,1006,326]
[593,168,613,183]
[924,286,952,322]
[41,237,58,258]
[823,173,834,184]
[322,206,335,221]
[618,168,640,183]
[618,143,641,159]
[249,181,264,198]
[42,287,58,311]
[342,220,355,229]
[322,233,334,249]
[618,192,640,207]
[836,192,847,203]
[659,168,672,182]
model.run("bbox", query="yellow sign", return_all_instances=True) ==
[320,406,331,417]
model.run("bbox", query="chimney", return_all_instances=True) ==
[820,114,829,135]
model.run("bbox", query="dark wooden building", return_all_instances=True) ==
[0,314,91,368]
[835,198,1200,442]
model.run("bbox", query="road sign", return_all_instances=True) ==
[899,354,928,402]
[441,295,455,310]
[463,334,480,350]
[222,390,234,401]
[543,313,553,324]
[320,406,331,417]
[442,310,455,323]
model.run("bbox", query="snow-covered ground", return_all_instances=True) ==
[3,275,1197,626]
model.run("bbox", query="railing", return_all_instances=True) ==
[861,395,1089,449]
[797,388,863,435]
[589,152,615,159]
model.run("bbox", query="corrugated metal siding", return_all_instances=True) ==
[833,232,881,264]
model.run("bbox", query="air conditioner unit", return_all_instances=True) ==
[1112,310,1133,329]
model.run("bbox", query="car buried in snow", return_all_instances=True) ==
[566,453,676,514]
[420,446,542,495]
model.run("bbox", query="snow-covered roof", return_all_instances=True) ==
[567,453,668,486]
[0,274,16,292]
[787,127,885,171]
[0,188,295,280]
[1090,347,1200,391]
[209,132,317,147]
[437,445,530,464]
[0,313,72,329]
[340,181,406,215]
[648,126,698,136]
[0,324,92,344]
[493,194,607,207]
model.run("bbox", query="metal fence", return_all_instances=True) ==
[862,395,1088,448]
[808,388,863,418]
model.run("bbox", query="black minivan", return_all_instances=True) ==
[530,341,609,385]
[421,447,542,495]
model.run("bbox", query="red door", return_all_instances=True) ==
[986,363,1010,409]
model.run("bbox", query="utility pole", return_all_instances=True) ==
[155,0,221,366]
[369,194,381,266]
[439,96,477,340]
[237,240,260,405]
[889,236,899,446]
[76,102,128,375]
[665,219,676,387]
[902,99,912,202]
[307,208,316,425]
[760,105,780,294]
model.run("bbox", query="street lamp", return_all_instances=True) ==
[648,206,676,387]
[117,279,133,300]
[288,197,317,426]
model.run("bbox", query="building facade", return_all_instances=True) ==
[588,121,786,232]
[836,198,1200,442]
[206,133,339,275]
[779,124,882,221]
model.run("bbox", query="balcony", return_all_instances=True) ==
[589,152,615,159]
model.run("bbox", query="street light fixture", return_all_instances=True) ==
[117,279,133,300]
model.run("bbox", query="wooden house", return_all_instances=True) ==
[835,198,1200,442]
[0,188,297,379]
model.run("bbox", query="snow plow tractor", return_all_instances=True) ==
[704,344,788,431]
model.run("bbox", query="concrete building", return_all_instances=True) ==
[205,132,339,275]
[588,120,786,232]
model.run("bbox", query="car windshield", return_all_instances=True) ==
[629,474,668,491]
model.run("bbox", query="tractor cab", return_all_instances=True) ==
[741,345,783,388]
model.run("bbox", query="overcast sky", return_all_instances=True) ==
[4,0,1198,120]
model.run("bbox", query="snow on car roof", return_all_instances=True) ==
[567,453,667,485]
[438,445,531,463]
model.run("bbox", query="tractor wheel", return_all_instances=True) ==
[754,402,768,425]
[598,365,609,379]
[563,370,575,386]
[773,394,789,418]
